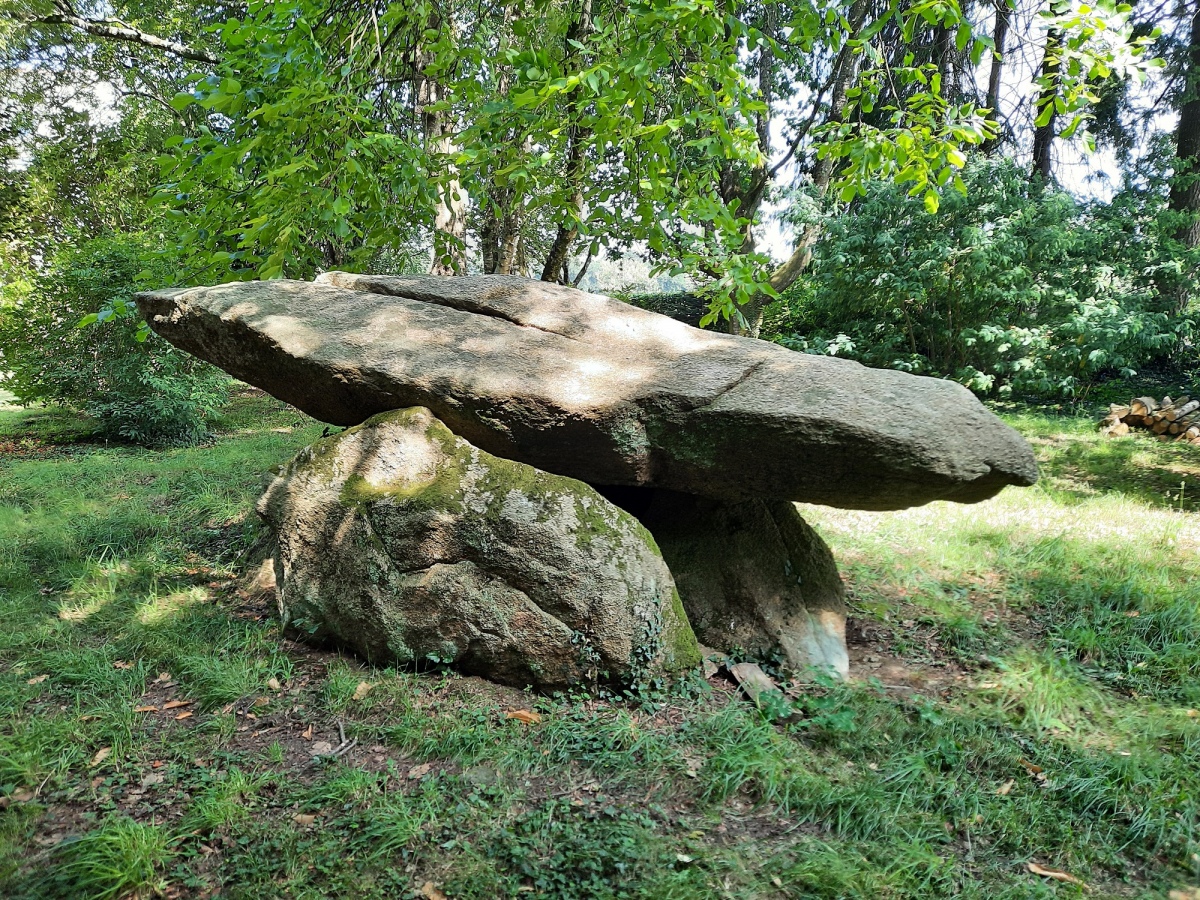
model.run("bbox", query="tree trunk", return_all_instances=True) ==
[541,0,593,283]
[1170,1,1200,312]
[736,13,865,339]
[983,0,1010,154]
[1031,25,1062,182]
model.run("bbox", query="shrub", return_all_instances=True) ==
[0,235,227,444]
[767,157,1195,398]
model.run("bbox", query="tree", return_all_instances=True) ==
[5,0,1161,330]
[1170,0,1200,311]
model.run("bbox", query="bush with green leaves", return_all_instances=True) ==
[0,235,227,444]
[768,157,1195,398]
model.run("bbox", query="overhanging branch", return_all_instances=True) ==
[29,12,218,64]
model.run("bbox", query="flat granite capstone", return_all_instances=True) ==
[137,273,1037,511]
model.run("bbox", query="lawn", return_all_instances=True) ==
[0,391,1197,899]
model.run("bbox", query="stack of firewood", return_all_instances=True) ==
[1099,395,1200,444]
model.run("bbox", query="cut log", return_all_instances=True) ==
[1131,397,1159,417]
[1152,419,1172,435]
[1165,399,1198,422]
[1109,403,1132,419]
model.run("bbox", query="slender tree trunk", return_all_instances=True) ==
[417,14,466,277]
[425,84,467,276]
[1170,1,1200,313]
[730,18,863,338]
[983,0,1010,154]
[1031,25,1062,182]
[541,0,593,283]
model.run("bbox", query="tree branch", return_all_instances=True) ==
[29,13,218,64]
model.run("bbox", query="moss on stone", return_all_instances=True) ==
[663,587,702,671]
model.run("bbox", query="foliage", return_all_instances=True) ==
[151,0,1159,314]
[770,157,1194,398]
[0,234,227,444]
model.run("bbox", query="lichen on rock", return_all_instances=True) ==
[257,407,700,690]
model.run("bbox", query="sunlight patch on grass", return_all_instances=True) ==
[135,586,209,626]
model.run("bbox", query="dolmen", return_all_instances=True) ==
[136,274,1038,690]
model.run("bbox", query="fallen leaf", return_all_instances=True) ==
[163,699,193,710]
[140,773,164,788]
[174,711,194,721]
[407,764,432,780]
[675,853,694,864]
[26,675,48,685]
[267,677,282,691]
[996,779,1015,796]
[135,705,158,713]
[1018,758,1044,775]
[253,696,270,708]
[78,714,99,722]
[302,725,314,740]
[505,709,542,725]
[418,882,448,900]
[1027,862,1089,890]
[151,760,164,768]
[772,876,784,888]
[352,681,374,702]
[1124,610,1141,618]
[293,813,318,826]
[90,747,111,767]
[154,672,171,683]
[113,660,133,670]
[11,787,34,803]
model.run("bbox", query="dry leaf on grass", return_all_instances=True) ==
[253,697,270,708]
[162,699,193,710]
[154,672,171,683]
[267,677,282,691]
[418,882,448,900]
[302,725,314,740]
[1018,759,1044,775]
[996,779,1015,796]
[90,747,111,767]
[293,814,318,826]
[134,705,158,713]
[174,711,194,721]
[407,764,432,780]
[113,660,133,670]
[1027,862,1089,891]
[352,682,374,701]
[26,675,47,685]
[505,709,541,725]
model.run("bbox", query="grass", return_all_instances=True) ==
[0,389,1198,898]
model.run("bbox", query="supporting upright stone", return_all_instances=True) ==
[597,487,848,677]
